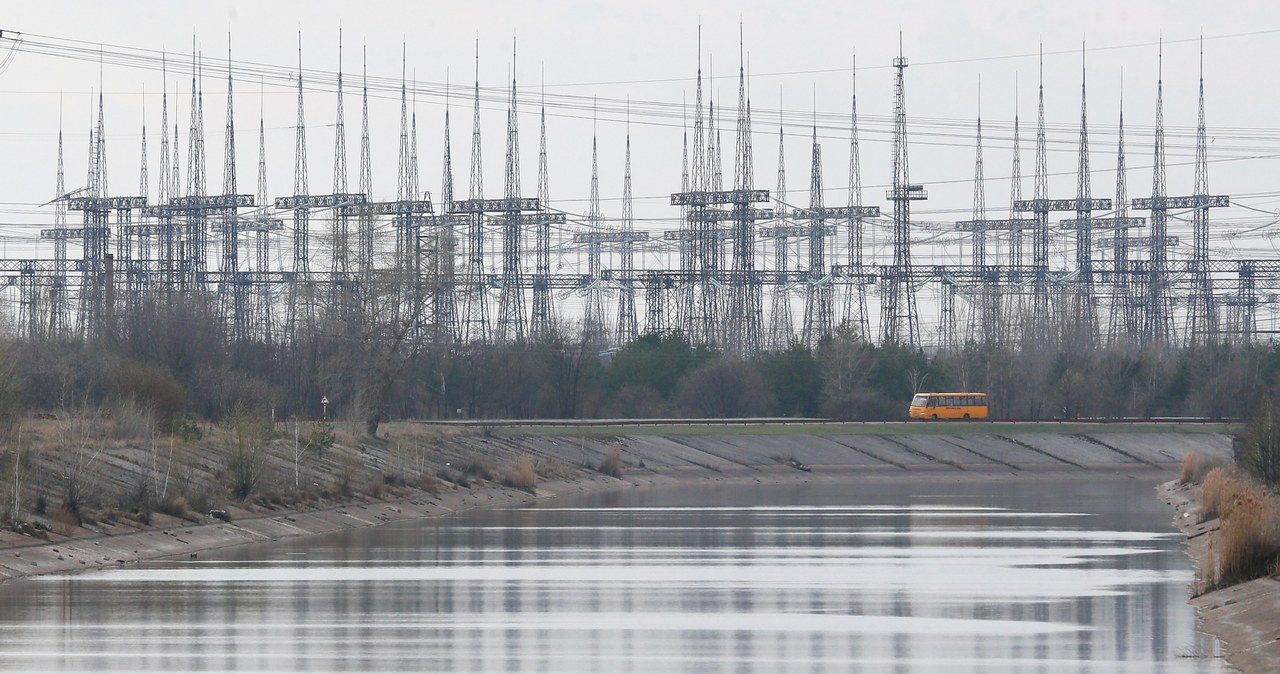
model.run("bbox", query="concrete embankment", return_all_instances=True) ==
[0,426,1234,586]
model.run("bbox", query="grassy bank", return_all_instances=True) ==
[510,420,1241,438]
[0,417,597,545]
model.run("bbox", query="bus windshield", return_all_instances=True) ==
[910,395,927,407]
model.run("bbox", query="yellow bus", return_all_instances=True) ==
[909,392,989,420]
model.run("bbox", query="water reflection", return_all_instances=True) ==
[0,476,1221,672]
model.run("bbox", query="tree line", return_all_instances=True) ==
[2,294,1278,439]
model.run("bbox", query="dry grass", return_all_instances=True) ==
[1195,468,1280,590]
[1180,451,1228,485]
[500,455,538,492]
[416,473,445,495]
[533,457,578,480]
[1201,467,1247,520]
[49,504,80,536]
[1216,488,1280,587]
[597,448,623,478]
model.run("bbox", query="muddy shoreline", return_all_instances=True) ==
[1165,480,1280,674]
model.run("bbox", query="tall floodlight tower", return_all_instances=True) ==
[497,42,527,344]
[880,42,924,347]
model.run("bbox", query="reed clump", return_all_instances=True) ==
[1195,467,1280,590]
[500,455,538,492]
[1200,467,1247,520]
[1216,486,1280,587]
[598,448,623,478]
[1180,451,1227,485]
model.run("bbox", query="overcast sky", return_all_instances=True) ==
[1,0,1278,267]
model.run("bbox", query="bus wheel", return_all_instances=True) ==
[963,413,971,420]
[931,414,938,420]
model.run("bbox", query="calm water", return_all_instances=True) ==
[0,475,1222,672]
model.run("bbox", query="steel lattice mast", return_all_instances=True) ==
[530,78,554,341]
[1145,40,1171,346]
[255,89,274,342]
[330,30,351,303]
[50,101,68,339]
[220,38,247,340]
[616,106,638,344]
[844,55,871,341]
[497,41,526,344]
[1070,45,1098,346]
[357,47,374,293]
[1189,38,1216,344]
[437,74,458,341]
[288,34,311,333]
[881,40,923,347]
[1107,79,1136,346]
[461,43,488,342]
[727,36,761,355]
[969,79,993,346]
[768,103,793,349]
[584,111,607,345]
[801,118,831,347]
[1006,78,1024,337]
[188,49,208,289]
[1029,46,1051,345]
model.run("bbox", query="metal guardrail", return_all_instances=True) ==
[412,416,1243,427]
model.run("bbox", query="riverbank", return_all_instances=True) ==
[0,425,1233,586]
[1165,479,1280,673]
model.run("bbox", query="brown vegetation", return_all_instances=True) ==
[1200,467,1247,521]
[499,455,538,492]
[1179,451,1226,485]
[598,448,623,478]
[1193,467,1280,591]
